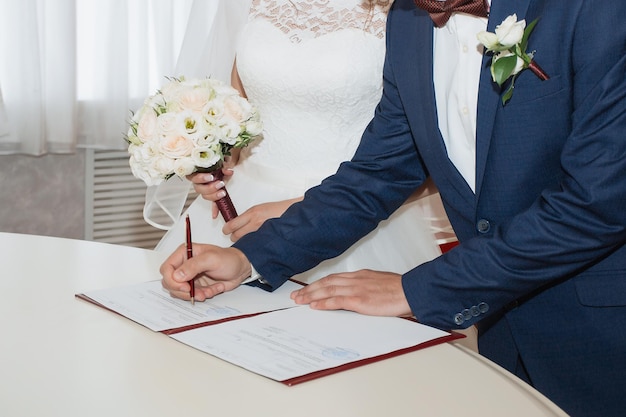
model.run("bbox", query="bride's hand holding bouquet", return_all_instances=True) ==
[126,77,262,221]
[187,153,239,220]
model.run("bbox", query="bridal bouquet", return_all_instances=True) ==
[126,77,262,220]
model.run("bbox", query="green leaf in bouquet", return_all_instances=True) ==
[520,18,539,52]
[501,83,515,105]
[492,55,518,86]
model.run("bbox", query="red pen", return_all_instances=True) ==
[185,214,195,304]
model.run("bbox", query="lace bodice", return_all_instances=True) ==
[237,0,392,181]
[249,0,391,42]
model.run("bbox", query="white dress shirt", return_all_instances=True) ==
[432,7,489,193]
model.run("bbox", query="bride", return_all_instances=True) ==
[152,0,448,284]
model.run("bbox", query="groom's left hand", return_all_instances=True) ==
[290,270,413,317]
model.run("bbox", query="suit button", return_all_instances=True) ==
[470,306,480,317]
[478,302,489,313]
[454,313,464,325]
[462,309,472,321]
[477,219,491,233]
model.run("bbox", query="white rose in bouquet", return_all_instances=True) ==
[494,14,526,48]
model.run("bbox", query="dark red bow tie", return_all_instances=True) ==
[413,0,489,27]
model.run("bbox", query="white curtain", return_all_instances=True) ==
[0,0,195,155]
[0,0,76,154]
[0,86,11,140]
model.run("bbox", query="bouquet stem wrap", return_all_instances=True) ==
[211,168,238,222]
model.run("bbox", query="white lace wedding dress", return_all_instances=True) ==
[156,0,443,282]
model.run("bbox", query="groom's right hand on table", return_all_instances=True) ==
[160,244,251,302]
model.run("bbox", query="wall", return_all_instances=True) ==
[0,152,86,239]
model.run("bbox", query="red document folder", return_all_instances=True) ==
[77,280,464,386]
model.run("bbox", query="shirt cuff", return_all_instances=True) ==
[241,263,268,285]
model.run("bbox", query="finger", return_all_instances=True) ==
[196,282,226,300]
[162,276,190,292]
[161,278,191,300]
[292,272,374,305]
[197,180,226,200]
[159,245,188,284]
[230,221,259,242]
[159,261,176,281]
[222,155,234,168]
[193,275,243,301]
[292,275,347,305]
[199,189,225,202]
[223,150,240,168]
[305,287,390,315]
[309,295,357,311]
[223,213,250,236]
[171,255,215,285]
[294,279,363,312]
[189,173,215,184]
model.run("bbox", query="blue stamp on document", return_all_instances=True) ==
[322,347,359,360]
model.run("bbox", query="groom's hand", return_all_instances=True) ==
[291,270,413,317]
[223,197,303,242]
[160,244,251,302]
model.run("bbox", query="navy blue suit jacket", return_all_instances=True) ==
[235,1,626,414]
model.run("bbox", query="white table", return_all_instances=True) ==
[0,232,568,416]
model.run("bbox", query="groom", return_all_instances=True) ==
[161,1,626,415]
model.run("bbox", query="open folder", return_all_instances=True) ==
[77,280,462,385]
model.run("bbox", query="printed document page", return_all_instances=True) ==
[80,279,303,332]
[171,306,451,383]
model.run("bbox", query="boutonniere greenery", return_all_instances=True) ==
[477,14,549,105]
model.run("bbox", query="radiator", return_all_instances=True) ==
[84,149,168,249]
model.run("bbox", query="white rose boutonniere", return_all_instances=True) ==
[477,14,549,105]
[126,77,263,221]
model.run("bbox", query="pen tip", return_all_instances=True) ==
[191,297,195,305]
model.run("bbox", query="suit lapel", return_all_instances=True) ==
[396,9,476,207]
[474,0,532,196]
[395,11,438,148]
